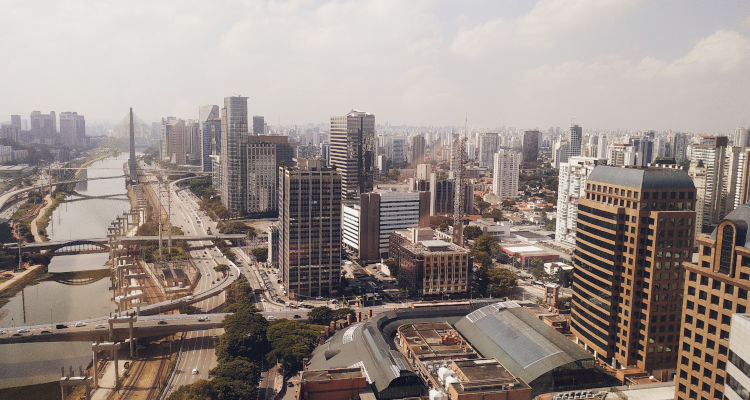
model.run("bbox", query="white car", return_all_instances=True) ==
[267,316,276,320]
[74,322,86,327]
[192,368,199,375]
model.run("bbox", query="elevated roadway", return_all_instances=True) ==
[0,175,126,210]
[0,313,227,344]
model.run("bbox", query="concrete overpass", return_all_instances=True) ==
[5,233,247,254]
[0,313,227,344]
[0,174,126,211]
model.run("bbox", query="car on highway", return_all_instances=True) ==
[293,315,301,319]
[0,329,6,335]
[55,324,68,329]
[198,316,208,322]
[267,316,276,320]
[74,322,86,327]
[17,328,30,333]
[95,324,106,329]
[192,368,199,375]
[12,332,21,337]
[40,330,52,334]
[158,320,168,325]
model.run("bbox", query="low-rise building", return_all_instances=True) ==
[389,228,471,296]
[298,367,370,400]
[468,218,510,241]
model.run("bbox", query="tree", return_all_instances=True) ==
[216,306,269,362]
[482,208,502,222]
[307,306,334,325]
[474,196,490,214]
[214,264,229,276]
[487,268,518,297]
[251,247,268,263]
[472,234,498,256]
[210,358,261,383]
[266,320,322,372]
[167,379,215,400]
[530,260,550,282]
[383,258,399,276]
[474,252,492,268]
[463,226,482,241]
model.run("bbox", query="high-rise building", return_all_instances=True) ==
[571,166,695,379]
[163,118,187,164]
[492,149,520,199]
[735,127,750,147]
[391,136,407,167]
[674,206,750,399]
[341,191,430,263]
[199,105,221,172]
[596,135,608,159]
[630,134,655,167]
[411,135,426,165]
[253,115,264,135]
[10,115,21,131]
[330,110,375,200]
[689,136,737,234]
[279,158,342,299]
[220,96,249,214]
[568,124,583,159]
[246,135,294,216]
[606,143,637,167]
[321,143,330,166]
[522,130,539,170]
[554,157,603,246]
[734,148,750,210]
[431,177,473,216]
[478,132,499,169]
[58,112,85,147]
[670,133,689,164]
[30,111,56,144]
[553,140,569,169]
[726,314,750,399]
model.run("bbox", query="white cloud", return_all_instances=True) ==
[0,0,746,131]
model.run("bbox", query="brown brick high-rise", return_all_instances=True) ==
[674,204,750,399]
[571,166,696,379]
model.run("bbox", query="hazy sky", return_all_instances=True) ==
[2,0,749,131]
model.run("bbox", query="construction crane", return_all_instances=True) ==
[451,117,469,246]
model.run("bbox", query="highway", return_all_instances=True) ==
[149,173,232,394]
[0,314,226,344]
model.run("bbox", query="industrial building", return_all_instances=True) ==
[306,301,610,399]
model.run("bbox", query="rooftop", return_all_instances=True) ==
[587,166,695,190]
[454,301,594,385]
[301,367,365,382]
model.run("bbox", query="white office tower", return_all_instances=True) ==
[492,149,520,199]
[735,127,750,147]
[416,164,432,181]
[220,96,249,213]
[478,132,499,168]
[555,157,601,245]
[688,136,742,234]
[726,314,750,400]
[596,135,608,159]
[670,132,690,163]
[553,140,569,169]
[606,143,636,167]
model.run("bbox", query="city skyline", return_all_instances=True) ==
[1,1,749,131]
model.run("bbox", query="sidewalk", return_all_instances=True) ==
[0,264,42,295]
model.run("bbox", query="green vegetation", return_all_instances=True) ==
[375,168,401,184]
[307,306,355,326]
[475,267,518,297]
[383,257,399,276]
[251,248,268,263]
[214,264,229,277]
[474,196,490,215]
[266,320,323,371]
[188,177,230,220]
[470,234,501,268]
[463,226,482,242]
[217,221,256,237]
[214,240,237,263]
[482,208,503,222]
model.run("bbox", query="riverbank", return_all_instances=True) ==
[0,264,44,310]
[31,148,119,242]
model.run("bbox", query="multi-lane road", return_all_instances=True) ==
[147,174,235,394]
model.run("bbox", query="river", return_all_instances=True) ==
[0,154,130,389]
